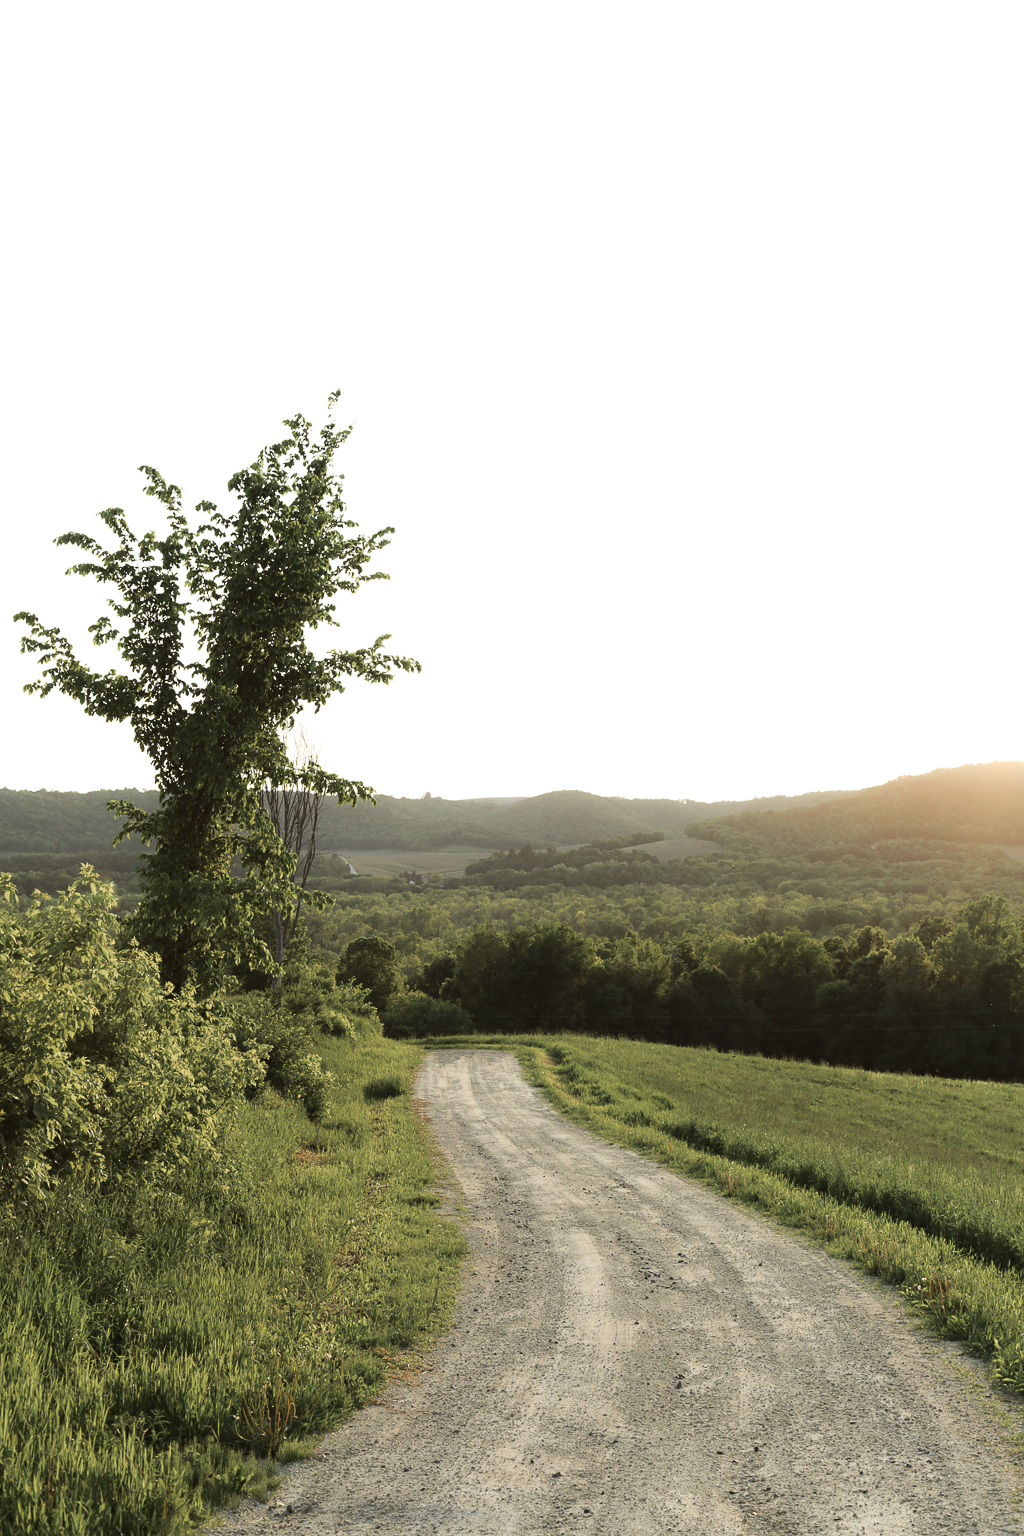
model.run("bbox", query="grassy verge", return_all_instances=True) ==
[0,1034,466,1536]
[417,1032,1024,1398]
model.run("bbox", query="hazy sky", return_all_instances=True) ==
[2,3,1021,805]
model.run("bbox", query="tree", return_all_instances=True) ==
[15,397,418,997]
[337,935,403,1014]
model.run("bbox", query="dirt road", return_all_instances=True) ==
[218,1050,1022,1534]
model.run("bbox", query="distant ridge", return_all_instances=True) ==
[0,782,857,855]
[686,761,1024,851]
[0,787,161,855]
[4,766,1021,859]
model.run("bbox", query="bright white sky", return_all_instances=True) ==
[2,3,1021,805]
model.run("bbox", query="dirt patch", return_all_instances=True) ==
[216,1051,1022,1534]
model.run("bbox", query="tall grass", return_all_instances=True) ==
[0,1035,465,1536]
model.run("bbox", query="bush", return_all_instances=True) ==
[329,979,383,1040]
[0,869,263,1207]
[383,994,469,1039]
[363,1076,404,1101]
[284,1051,334,1124]
[228,993,335,1120]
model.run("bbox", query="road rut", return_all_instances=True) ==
[217,1049,1022,1534]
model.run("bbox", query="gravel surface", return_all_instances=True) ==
[215,1049,1023,1534]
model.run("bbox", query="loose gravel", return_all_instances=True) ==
[215,1049,1023,1534]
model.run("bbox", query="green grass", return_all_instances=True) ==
[418,1032,1024,1398]
[0,1034,466,1536]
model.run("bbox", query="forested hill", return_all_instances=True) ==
[686,762,1024,855]
[0,783,856,855]
[0,788,161,854]
[8,768,1021,857]
[313,787,857,850]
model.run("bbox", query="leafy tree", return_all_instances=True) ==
[337,935,403,1015]
[15,398,418,996]
[419,950,458,999]
[439,922,593,1030]
[585,931,672,1034]
[503,923,593,1030]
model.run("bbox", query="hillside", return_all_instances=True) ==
[0,783,857,856]
[0,787,161,854]
[312,786,856,851]
[686,762,1024,855]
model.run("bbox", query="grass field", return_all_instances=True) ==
[0,1033,465,1536]
[419,1032,1024,1400]
[619,835,723,861]
[321,847,493,879]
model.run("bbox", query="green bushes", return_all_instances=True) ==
[229,958,384,1120]
[0,870,262,1206]
[230,993,334,1123]
[383,994,468,1039]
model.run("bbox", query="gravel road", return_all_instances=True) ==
[217,1049,1023,1534]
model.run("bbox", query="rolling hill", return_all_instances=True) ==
[686,762,1024,855]
[0,783,857,855]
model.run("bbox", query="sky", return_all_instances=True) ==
[2,2,1021,806]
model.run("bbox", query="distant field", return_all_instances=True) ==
[330,847,492,879]
[620,835,722,861]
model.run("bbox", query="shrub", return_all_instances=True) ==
[363,1076,403,1101]
[382,994,469,1039]
[0,869,262,1207]
[328,979,383,1040]
[228,993,335,1119]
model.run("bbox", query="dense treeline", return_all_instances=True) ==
[463,836,665,883]
[445,836,1024,919]
[1,848,145,900]
[0,787,160,854]
[374,897,1024,1082]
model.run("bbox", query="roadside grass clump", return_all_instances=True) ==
[0,1031,466,1536]
[414,1030,1024,1397]
[363,1076,404,1101]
